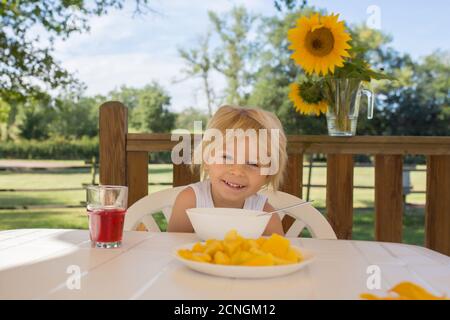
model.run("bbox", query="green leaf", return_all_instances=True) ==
[297,79,324,104]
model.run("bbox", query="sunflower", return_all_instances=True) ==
[289,82,327,116]
[288,13,352,76]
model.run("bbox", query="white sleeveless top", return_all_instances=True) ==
[188,179,268,211]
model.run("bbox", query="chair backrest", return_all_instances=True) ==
[124,186,185,232]
[259,189,337,239]
[124,186,337,239]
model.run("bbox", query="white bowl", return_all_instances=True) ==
[186,207,271,240]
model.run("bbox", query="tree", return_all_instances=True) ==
[274,0,308,11]
[346,26,450,136]
[108,85,141,110]
[0,0,152,101]
[373,51,450,136]
[50,95,102,139]
[209,6,258,105]
[0,99,11,140]
[17,96,55,140]
[132,83,176,133]
[108,85,142,129]
[0,99,10,123]
[177,33,217,117]
[175,107,209,132]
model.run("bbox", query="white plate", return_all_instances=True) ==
[173,242,315,279]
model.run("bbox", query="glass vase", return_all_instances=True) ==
[324,78,374,136]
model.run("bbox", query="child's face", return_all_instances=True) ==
[205,138,269,205]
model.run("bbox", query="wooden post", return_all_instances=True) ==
[425,155,450,256]
[99,102,128,187]
[172,133,201,187]
[280,153,303,233]
[173,164,200,187]
[375,155,404,243]
[127,152,149,207]
[326,154,354,239]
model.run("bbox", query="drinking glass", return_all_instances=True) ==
[86,185,128,248]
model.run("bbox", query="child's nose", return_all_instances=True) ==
[228,164,245,176]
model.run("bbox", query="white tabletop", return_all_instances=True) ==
[0,229,449,300]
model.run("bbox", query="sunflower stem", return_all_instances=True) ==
[325,78,361,136]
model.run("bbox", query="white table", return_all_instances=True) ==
[0,229,449,300]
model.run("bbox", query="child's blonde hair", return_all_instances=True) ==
[192,105,287,191]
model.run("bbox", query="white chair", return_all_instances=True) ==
[259,189,336,239]
[124,186,185,232]
[124,186,337,239]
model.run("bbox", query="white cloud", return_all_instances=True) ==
[61,51,226,113]
[51,1,277,112]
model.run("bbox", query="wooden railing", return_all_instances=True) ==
[99,102,450,255]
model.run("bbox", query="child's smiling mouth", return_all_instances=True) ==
[221,179,247,190]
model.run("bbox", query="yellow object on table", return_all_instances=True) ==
[360,282,448,300]
[177,230,303,266]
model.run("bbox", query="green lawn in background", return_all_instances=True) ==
[0,160,426,246]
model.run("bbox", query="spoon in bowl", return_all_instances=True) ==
[256,200,314,217]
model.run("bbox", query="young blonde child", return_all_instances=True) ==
[168,105,288,236]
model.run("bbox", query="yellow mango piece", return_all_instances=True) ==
[231,250,254,265]
[273,256,296,265]
[249,247,267,256]
[178,249,193,260]
[390,282,447,300]
[239,251,254,264]
[192,242,205,253]
[230,250,241,265]
[214,251,231,265]
[241,253,275,266]
[261,233,290,258]
[190,252,212,263]
[359,293,404,300]
[360,281,448,300]
[204,240,224,256]
[241,239,259,251]
[223,239,242,256]
[240,240,250,251]
[205,239,219,246]
[190,256,206,263]
[256,237,266,247]
[224,230,239,241]
[284,248,302,262]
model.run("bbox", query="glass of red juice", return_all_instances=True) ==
[86,185,128,248]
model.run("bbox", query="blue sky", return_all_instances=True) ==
[52,0,450,112]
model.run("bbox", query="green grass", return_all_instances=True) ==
[0,208,88,230]
[302,164,426,207]
[0,160,427,246]
[350,207,425,245]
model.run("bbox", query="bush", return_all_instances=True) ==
[150,151,172,164]
[0,137,98,160]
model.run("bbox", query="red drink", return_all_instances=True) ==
[88,208,126,248]
[86,185,128,248]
